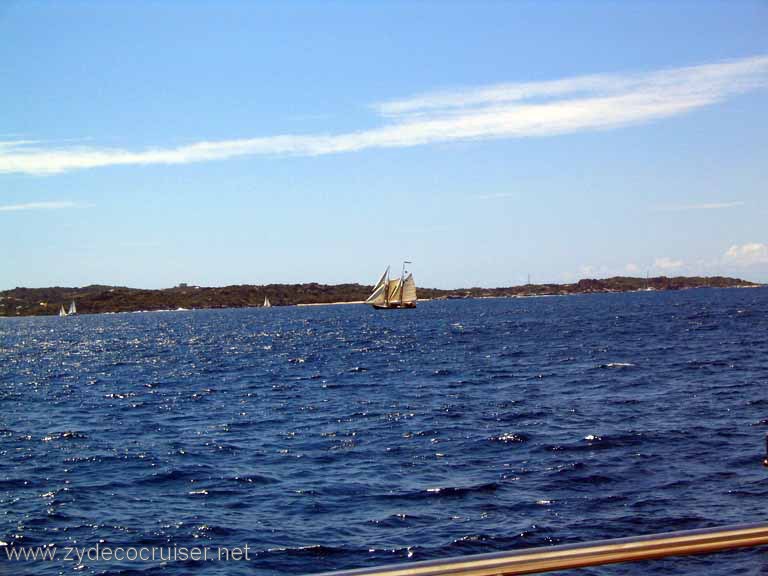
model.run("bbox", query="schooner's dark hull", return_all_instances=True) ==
[372,302,416,310]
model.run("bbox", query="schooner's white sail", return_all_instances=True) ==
[68,300,77,315]
[401,274,417,304]
[386,278,402,303]
[263,296,271,308]
[372,266,389,293]
[59,305,68,317]
[365,283,388,305]
[365,266,390,305]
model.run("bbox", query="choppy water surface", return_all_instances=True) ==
[2,288,768,575]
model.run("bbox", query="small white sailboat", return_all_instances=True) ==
[643,272,655,291]
[366,262,417,309]
[59,305,68,317]
[263,296,271,308]
[68,300,77,315]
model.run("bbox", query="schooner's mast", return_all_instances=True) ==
[384,267,389,306]
[400,260,411,302]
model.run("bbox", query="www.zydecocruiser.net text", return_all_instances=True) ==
[3,543,252,563]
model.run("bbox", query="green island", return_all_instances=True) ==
[0,276,760,317]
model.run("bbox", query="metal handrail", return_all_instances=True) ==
[309,522,768,576]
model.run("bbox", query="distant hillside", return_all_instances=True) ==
[0,276,760,317]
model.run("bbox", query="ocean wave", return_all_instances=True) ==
[488,432,529,443]
[136,467,214,486]
[40,430,88,442]
[596,362,636,369]
[228,474,280,485]
[382,482,501,500]
[264,544,348,557]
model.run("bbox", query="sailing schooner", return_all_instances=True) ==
[365,262,417,309]
[68,300,77,315]
[263,296,271,308]
[59,305,68,317]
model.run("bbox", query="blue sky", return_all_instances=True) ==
[1,1,767,290]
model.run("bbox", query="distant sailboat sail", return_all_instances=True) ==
[68,300,77,315]
[263,296,271,308]
[59,305,68,317]
[366,262,417,309]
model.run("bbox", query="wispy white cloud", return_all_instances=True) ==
[0,139,45,149]
[376,56,768,118]
[578,264,621,278]
[576,262,645,278]
[0,201,78,212]
[473,192,518,200]
[723,243,768,266]
[625,263,640,273]
[119,241,162,248]
[398,224,452,234]
[654,201,745,212]
[654,256,684,270]
[2,55,767,176]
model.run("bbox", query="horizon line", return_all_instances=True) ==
[1,273,760,294]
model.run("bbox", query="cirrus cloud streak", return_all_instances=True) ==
[653,201,745,212]
[0,201,77,212]
[2,55,767,176]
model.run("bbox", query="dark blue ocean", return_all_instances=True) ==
[2,288,768,575]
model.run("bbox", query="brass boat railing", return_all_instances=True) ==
[310,522,768,576]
